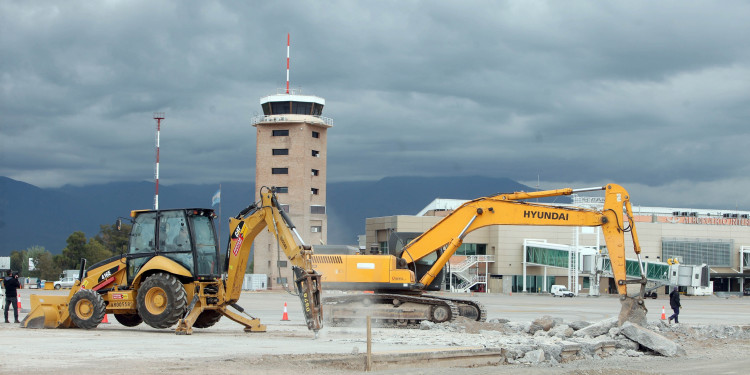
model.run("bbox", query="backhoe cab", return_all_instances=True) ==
[22,188,323,334]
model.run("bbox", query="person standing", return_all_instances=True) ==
[668,286,681,324]
[3,271,21,323]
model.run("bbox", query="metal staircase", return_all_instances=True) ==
[448,255,494,292]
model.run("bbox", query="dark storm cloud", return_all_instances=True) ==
[1,1,749,209]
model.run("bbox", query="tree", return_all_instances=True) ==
[57,231,114,269]
[94,223,131,255]
[26,246,60,281]
[9,250,27,275]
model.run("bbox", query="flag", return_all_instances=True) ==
[211,189,221,206]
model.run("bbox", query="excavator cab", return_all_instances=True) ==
[127,208,220,282]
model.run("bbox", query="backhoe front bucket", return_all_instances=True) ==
[21,294,74,329]
[618,295,648,326]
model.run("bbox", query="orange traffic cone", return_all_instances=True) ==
[660,306,666,320]
[102,314,110,324]
[17,293,22,310]
[281,302,289,321]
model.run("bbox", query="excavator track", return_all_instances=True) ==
[324,293,460,328]
[429,295,487,322]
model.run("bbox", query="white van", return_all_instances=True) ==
[550,285,574,297]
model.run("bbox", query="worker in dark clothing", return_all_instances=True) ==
[668,286,681,324]
[4,271,21,323]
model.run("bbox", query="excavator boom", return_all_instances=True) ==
[315,183,648,327]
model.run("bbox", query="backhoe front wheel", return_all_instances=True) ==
[68,289,106,329]
[137,273,187,329]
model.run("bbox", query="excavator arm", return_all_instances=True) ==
[224,186,323,332]
[400,184,647,325]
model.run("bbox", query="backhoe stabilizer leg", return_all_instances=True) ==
[293,267,324,332]
[174,295,202,335]
[618,295,648,326]
[220,307,266,332]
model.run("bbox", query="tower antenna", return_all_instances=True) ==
[153,112,165,210]
[286,33,290,94]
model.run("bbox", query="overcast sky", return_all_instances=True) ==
[2,1,749,210]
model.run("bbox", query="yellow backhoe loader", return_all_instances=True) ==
[314,184,648,327]
[22,187,323,334]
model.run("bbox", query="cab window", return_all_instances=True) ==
[128,212,157,280]
[158,211,194,273]
[192,215,219,276]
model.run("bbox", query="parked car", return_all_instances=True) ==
[551,285,574,297]
[53,277,77,290]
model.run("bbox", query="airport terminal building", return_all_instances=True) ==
[363,194,750,296]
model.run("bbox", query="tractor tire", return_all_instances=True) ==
[136,273,187,329]
[68,289,106,329]
[193,310,222,328]
[114,313,143,327]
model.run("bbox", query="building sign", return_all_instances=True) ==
[633,215,750,226]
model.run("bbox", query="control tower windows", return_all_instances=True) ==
[312,150,320,157]
[312,131,320,138]
[263,101,324,116]
[312,169,319,176]
[272,129,289,136]
[272,148,289,155]
[272,168,288,174]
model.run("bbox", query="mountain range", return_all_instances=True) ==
[0,175,564,256]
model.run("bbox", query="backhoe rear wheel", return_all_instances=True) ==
[114,313,143,327]
[68,289,106,329]
[193,310,222,328]
[137,273,187,329]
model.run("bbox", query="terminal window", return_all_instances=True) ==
[662,238,732,267]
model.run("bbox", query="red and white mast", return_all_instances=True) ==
[153,112,164,210]
[286,33,290,94]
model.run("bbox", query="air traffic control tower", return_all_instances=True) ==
[251,89,333,289]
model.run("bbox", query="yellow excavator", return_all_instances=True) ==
[22,187,323,335]
[314,184,648,327]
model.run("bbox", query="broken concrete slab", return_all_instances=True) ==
[573,317,618,338]
[519,349,545,364]
[620,321,686,357]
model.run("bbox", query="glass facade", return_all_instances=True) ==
[455,243,486,256]
[511,275,555,293]
[602,259,669,280]
[662,238,733,266]
[525,246,569,268]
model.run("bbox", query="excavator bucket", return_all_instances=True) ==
[293,267,324,332]
[618,295,648,326]
[21,295,74,329]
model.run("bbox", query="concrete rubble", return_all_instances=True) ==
[385,315,750,367]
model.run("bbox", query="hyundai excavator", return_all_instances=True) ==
[21,187,323,335]
[313,184,648,328]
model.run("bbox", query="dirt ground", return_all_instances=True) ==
[2,290,749,375]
